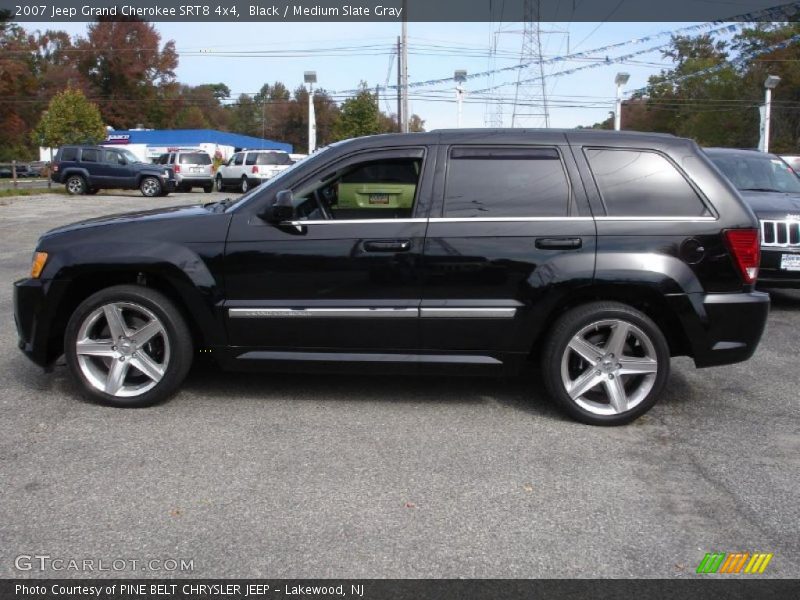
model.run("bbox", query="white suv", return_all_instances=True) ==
[215,150,293,193]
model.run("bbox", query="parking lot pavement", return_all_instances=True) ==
[0,191,798,579]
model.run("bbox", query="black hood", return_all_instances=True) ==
[739,191,800,217]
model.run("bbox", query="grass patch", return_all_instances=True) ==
[0,187,65,198]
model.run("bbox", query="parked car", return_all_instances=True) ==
[0,166,12,178]
[706,148,800,288]
[15,130,769,425]
[51,145,176,197]
[780,155,800,173]
[27,161,47,177]
[156,150,214,193]
[215,150,293,193]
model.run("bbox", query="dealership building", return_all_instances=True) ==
[40,129,293,162]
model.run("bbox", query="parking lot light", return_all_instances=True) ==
[614,72,630,131]
[762,75,781,153]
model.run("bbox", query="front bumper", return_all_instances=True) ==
[757,247,800,288]
[14,277,68,368]
[669,291,770,368]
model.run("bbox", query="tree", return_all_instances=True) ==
[334,82,382,140]
[74,18,178,128]
[33,88,106,149]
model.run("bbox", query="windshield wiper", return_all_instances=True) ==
[741,187,784,193]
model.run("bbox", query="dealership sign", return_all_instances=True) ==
[105,134,131,144]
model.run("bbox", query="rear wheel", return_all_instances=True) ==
[140,176,162,197]
[65,175,87,195]
[64,285,193,408]
[240,177,249,193]
[541,302,670,426]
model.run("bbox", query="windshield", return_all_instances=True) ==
[708,152,800,193]
[220,148,330,211]
[118,149,141,164]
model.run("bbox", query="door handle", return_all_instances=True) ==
[363,239,412,252]
[535,237,582,250]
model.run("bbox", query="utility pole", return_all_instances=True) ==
[396,36,403,131]
[455,70,467,128]
[400,0,409,133]
[304,71,317,154]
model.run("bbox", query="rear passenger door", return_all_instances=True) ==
[419,141,596,357]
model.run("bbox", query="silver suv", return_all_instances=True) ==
[156,151,213,193]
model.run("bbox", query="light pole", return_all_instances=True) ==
[454,70,467,128]
[304,71,317,154]
[614,72,630,131]
[762,74,781,153]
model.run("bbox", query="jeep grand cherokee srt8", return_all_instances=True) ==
[15,130,769,425]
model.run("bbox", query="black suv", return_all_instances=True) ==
[51,145,176,197]
[15,130,769,425]
[706,148,800,288]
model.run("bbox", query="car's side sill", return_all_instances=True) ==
[236,351,502,365]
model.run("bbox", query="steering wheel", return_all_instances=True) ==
[312,188,334,220]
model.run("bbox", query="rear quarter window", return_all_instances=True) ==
[585,148,709,217]
[59,147,78,161]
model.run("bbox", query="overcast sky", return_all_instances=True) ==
[24,20,728,131]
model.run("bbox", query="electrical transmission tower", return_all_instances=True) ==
[511,0,549,128]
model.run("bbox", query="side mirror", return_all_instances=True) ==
[261,190,296,223]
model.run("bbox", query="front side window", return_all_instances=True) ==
[80,148,99,163]
[585,148,709,217]
[443,147,571,218]
[104,150,124,165]
[292,156,422,220]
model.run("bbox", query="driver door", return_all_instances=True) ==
[223,146,433,353]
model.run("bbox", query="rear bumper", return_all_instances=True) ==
[669,291,770,368]
[175,175,213,186]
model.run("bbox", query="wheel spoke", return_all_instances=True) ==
[105,360,130,395]
[568,336,604,364]
[130,353,164,382]
[605,322,630,357]
[618,357,658,375]
[132,319,163,347]
[604,376,628,413]
[568,368,603,400]
[76,339,116,357]
[103,304,128,339]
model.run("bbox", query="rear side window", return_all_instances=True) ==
[585,148,709,217]
[256,153,291,166]
[59,147,77,161]
[179,153,211,165]
[443,147,571,218]
[80,149,99,162]
[245,153,258,166]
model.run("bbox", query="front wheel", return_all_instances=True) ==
[541,302,670,426]
[140,176,162,197]
[215,176,224,192]
[64,285,193,408]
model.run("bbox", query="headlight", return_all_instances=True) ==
[30,251,48,278]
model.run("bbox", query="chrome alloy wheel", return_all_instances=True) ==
[67,176,84,194]
[560,319,658,416]
[141,177,160,197]
[75,302,171,398]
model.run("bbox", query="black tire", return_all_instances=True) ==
[240,177,249,193]
[139,176,162,197]
[65,175,87,195]
[541,301,670,426]
[203,183,213,193]
[64,285,193,408]
[215,175,224,192]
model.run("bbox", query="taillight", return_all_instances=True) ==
[52,163,59,172]
[251,166,259,174]
[724,228,760,284]
[173,164,181,173]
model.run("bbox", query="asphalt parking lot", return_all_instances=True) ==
[0,191,798,579]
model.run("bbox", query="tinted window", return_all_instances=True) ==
[585,148,708,217]
[256,152,292,166]
[444,147,570,218]
[80,149,99,162]
[59,147,77,161]
[245,153,258,166]
[179,152,211,165]
[708,152,800,194]
[233,153,244,166]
